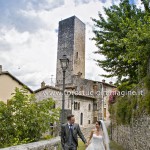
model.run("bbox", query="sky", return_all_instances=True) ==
[0,0,141,90]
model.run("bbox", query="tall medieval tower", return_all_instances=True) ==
[56,16,85,86]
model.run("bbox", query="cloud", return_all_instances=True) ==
[0,0,123,90]
[0,42,11,51]
[73,0,108,6]
[0,0,64,32]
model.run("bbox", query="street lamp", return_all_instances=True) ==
[99,82,104,120]
[60,55,69,124]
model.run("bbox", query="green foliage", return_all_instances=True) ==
[144,75,150,90]
[115,97,132,124]
[117,80,136,91]
[92,0,150,86]
[0,88,60,148]
[144,93,150,114]
[109,89,150,125]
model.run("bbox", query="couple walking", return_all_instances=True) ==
[61,114,110,150]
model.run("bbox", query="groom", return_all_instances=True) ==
[61,114,87,150]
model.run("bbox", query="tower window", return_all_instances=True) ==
[76,52,78,59]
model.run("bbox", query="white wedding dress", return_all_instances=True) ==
[86,134,105,150]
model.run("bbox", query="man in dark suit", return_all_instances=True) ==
[61,114,87,150]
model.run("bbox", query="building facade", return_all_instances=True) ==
[0,65,32,103]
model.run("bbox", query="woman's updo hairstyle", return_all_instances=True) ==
[96,120,103,129]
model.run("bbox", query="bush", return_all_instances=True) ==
[0,88,60,148]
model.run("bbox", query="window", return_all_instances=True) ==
[74,102,80,110]
[68,98,70,108]
[78,102,80,110]
[80,86,83,91]
[53,103,55,109]
[93,117,97,123]
[104,86,107,96]
[74,102,77,110]
[104,108,106,118]
[93,85,98,92]
[93,103,97,111]
[51,103,55,109]
[88,104,91,111]
[80,113,83,125]
[88,120,90,124]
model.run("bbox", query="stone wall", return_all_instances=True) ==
[81,124,95,139]
[112,115,150,150]
[35,86,95,127]
[72,95,95,127]
[0,137,61,150]
[0,125,96,150]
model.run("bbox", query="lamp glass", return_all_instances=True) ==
[60,55,69,71]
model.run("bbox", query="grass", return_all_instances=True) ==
[77,140,125,150]
[110,140,125,150]
[77,140,86,150]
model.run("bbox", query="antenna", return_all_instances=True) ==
[50,75,54,86]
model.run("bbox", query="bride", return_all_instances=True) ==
[86,120,110,150]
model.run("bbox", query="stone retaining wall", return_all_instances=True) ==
[0,124,95,150]
[112,115,150,150]
[0,137,61,150]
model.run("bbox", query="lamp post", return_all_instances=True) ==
[99,82,104,120]
[60,55,69,124]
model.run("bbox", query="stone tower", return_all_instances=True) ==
[56,16,85,86]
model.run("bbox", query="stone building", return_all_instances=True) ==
[35,16,115,127]
[0,65,33,103]
[56,16,85,86]
[35,82,96,127]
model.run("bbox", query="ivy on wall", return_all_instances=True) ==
[109,76,150,125]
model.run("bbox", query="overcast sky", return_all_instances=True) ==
[0,0,141,90]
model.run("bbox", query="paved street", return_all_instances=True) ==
[78,140,124,150]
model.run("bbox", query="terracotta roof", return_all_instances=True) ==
[73,76,116,88]
[73,94,96,100]
[34,85,61,93]
[0,71,33,93]
[35,85,96,100]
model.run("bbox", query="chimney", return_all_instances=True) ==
[109,81,113,84]
[102,79,105,83]
[0,65,2,73]
[41,81,46,88]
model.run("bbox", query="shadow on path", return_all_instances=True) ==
[77,140,125,150]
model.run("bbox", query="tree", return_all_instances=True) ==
[92,0,150,87]
[0,88,60,148]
